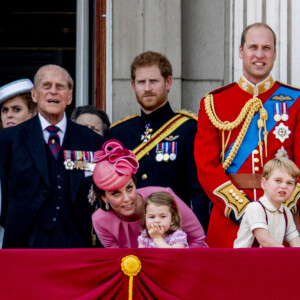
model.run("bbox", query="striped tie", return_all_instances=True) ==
[46,125,61,159]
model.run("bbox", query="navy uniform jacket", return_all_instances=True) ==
[110,102,210,232]
[0,115,105,248]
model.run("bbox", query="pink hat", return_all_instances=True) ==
[93,139,139,191]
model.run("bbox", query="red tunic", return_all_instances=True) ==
[195,76,300,247]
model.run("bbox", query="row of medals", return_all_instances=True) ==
[156,150,176,162]
[65,159,95,171]
[274,103,289,122]
[141,124,176,162]
[73,161,95,171]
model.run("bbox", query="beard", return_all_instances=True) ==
[136,88,168,113]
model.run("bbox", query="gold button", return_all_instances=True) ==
[142,174,147,180]
[146,152,149,155]
[253,149,259,155]
[254,158,259,163]
[254,166,259,172]
[232,193,236,197]
[229,189,233,194]
[238,199,243,204]
[235,196,239,200]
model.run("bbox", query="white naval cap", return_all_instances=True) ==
[0,79,33,105]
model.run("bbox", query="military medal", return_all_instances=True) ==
[63,150,95,171]
[155,144,163,162]
[273,103,281,122]
[163,153,170,162]
[169,153,176,160]
[274,114,281,122]
[86,162,96,172]
[156,153,163,162]
[163,142,170,162]
[74,160,83,170]
[281,103,289,121]
[64,158,74,170]
[141,123,152,143]
[273,122,291,143]
[169,141,177,161]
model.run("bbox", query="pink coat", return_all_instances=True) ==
[92,186,208,248]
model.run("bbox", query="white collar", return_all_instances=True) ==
[38,112,67,134]
[259,195,284,213]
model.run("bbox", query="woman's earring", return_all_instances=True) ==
[105,202,110,211]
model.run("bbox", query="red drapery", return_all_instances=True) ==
[0,248,298,299]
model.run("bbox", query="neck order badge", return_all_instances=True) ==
[46,125,61,159]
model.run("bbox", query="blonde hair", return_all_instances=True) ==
[140,192,182,235]
[262,156,300,184]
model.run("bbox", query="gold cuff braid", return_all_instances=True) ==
[214,182,250,221]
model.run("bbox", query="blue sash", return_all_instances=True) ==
[225,86,300,174]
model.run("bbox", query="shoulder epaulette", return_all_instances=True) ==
[176,109,198,121]
[110,114,139,128]
[205,82,236,96]
[277,81,300,91]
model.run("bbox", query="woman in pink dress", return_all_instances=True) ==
[90,139,208,248]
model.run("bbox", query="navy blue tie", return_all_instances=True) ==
[46,126,61,159]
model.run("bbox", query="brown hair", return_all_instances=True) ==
[262,156,300,184]
[20,93,37,115]
[241,23,276,48]
[0,92,37,125]
[130,51,173,80]
[92,174,137,210]
[140,192,182,236]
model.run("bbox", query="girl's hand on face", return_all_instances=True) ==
[148,223,164,239]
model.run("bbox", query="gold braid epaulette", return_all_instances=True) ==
[176,109,198,121]
[204,94,268,171]
[110,114,139,128]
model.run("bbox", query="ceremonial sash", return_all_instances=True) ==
[226,86,300,173]
[133,114,190,161]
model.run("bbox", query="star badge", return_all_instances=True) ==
[273,122,291,143]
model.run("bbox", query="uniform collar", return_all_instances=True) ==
[238,75,275,96]
[140,101,174,124]
[260,195,284,213]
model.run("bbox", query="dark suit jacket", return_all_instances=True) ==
[0,115,105,248]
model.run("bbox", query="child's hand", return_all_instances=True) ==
[148,223,164,239]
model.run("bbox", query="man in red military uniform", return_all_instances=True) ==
[195,23,300,247]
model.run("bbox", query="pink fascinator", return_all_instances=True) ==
[93,139,139,191]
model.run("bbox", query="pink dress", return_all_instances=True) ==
[138,229,189,248]
[92,186,208,248]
